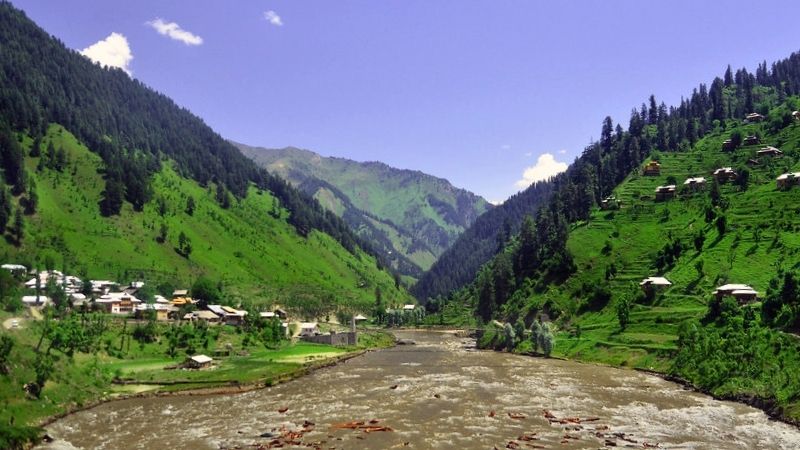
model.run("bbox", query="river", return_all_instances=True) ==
[40,331,800,449]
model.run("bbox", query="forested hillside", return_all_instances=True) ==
[447,51,800,421]
[0,2,408,307]
[236,142,491,281]
[412,180,552,302]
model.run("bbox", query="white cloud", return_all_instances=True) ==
[515,153,568,188]
[558,149,567,154]
[264,10,283,26]
[80,32,133,75]
[146,18,203,45]
[489,199,504,206]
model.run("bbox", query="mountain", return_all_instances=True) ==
[411,180,553,302]
[235,142,491,280]
[0,2,409,308]
[447,53,800,421]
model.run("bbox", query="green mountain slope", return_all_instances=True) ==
[0,2,409,308]
[444,55,800,421]
[235,142,491,279]
[3,124,407,308]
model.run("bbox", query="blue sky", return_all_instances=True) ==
[11,1,800,202]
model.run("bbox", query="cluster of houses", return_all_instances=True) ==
[640,276,759,304]
[4,265,380,342]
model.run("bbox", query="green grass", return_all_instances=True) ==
[3,124,411,309]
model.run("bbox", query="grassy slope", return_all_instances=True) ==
[4,125,410,308]
[237,144,491,271]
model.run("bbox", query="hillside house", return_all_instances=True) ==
[712,167,737,183]
[743,135,761,146]
[721,139,735,151]
[95,292,141,314]
[683,177,706,192]
[713,284,758,304]
[21,295,49,307]
[207,305,247,326]
[403,304,416,311]
[1,263,26,276]
[298,322,320,337]
[186,354,213,369]
[776,172,800,189]
[600,196,620,210]
[793,110,800,121]
[643,161,661,176]
[654,185,676,201]
[639,276,672,293]
[354,314,368,323]
[746,112,765,122]
[757,146,783,157]
[134,303,175,321]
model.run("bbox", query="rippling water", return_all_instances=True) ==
[40,331,800,449]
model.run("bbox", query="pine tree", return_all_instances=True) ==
[12,206,23,244]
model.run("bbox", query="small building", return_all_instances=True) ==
[134,303,174,321]
[274,308,288,319]
[712,167,737,183]
[353,314,368,322]
[713,284,758,304]
[298,322,320,337]
[654,185,676,201]
[1,264,27,276]
[743,135,760,146]
[402,304,416,311]
[721,139,735,151]
[776,172,800,189]
[757,146,783,157]
[186,354,213,369]
[643,161,661,176]
[172,289,189,299]
[683,177,706,192]
[21,295,49,307]
[639,276,672,292]
[793,110,800,121]
[259,311,277,319]
[95,292,141,314]
[600,196,620,210]
[745,112,765,122]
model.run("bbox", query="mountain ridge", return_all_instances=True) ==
[234,141,492,280]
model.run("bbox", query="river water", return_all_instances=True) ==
[41,331,800,449]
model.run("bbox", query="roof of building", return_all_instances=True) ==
[1,263,26,271]
[172,289,189,296]
[260,311,276,318]
[758,146,782,153]
[21,295,49,304]
[684,177,706,184]
[713,167,735,175]
[655,185,676,192]
[189,355,213,364]
[299,322,318,329]
[777,172,800,181]
[196,310,220,320]
[403,304,416,310]
[354,314,368,321]
[640,276,672,286]
[714,284,756,294]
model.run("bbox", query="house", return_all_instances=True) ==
[743,135,760,146]
[134,303,175,321]
[757,146,783,157]
[639,276,672,292]
[712,167,737,183]
[274,308,288,319]
[643,161,661,176]
[721,139,735,151]
[600,196,619,210]
[683,177,706,192]
[185,354,213,369]
[654,185,676,201]
[776,172,800,189]
[69,293,88,307]
[95,292,141,314]
[172,289,189,299]
[1,264,26,276]
[713,284,759,304]
[402,304,416,311]
[21,295,49,307]
[353,314,368,322]
[745,112,764,122]
[793,110,800,121]
[298,322,320,337]
[207,305,247,325]
[259,311,276,319]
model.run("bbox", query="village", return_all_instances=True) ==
[3,265,425,369]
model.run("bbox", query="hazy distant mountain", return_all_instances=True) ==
[235,142,492,281]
